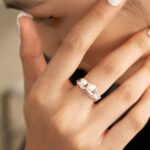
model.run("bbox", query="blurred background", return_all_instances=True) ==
[0,0,26,150]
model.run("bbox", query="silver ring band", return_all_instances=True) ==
[76,78,101,102]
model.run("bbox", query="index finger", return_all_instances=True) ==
[43,0,127,86]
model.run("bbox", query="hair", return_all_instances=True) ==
[2,0,45,10]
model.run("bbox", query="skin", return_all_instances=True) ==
[13,0,150,149]
[20,0,150,84]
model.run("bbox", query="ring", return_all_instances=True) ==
[76,78,102,102]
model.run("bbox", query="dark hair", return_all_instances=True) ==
[2,0,45,10]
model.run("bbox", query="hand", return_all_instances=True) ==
[18,0,150,149]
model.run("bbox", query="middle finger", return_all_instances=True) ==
[42,0,126,86]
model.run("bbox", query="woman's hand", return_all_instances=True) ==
[18,0,150,149]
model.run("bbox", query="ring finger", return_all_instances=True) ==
[88,55,150,135]
[74,28,150,103]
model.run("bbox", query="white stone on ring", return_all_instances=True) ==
[77,78,88,89]
[86,84,96,94]
[76,78,101,102]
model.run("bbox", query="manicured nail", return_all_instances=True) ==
[147,30,150,38]
[17,11,33,34]
[107,0,123,6]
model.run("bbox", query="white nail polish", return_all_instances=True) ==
[107,0,123,6]
[17,11,33,34]
[147,30,150,38]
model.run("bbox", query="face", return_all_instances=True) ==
[5,0,150,83]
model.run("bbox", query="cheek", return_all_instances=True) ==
[34,22,61,56]
[25,0,100,57]
[32,12,87,57]
[33,16,82,57]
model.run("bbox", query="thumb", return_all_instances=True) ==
[17,12,47,98]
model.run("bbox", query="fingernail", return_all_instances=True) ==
[17,11,33,34]
[107,0,123,6]
[147,30,150,38]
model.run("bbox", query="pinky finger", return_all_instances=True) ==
[101,86,150,150]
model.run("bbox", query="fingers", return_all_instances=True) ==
[89,56,150,134]
[18,14,47,98]
[101,86,150,150]
[43,0,126,85]
[85,28,150,98]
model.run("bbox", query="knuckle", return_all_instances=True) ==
[72,134,91,150]
[28,86,43,100]
[24,92,43,116]
[27,91,42,106]
[51,113,73,136]
[20,42,41,60]
[61,31,83,52]
[71,136,82,149]
[91,4,111,21]
[101,58,122,75]
[119,83,137,105]
[128,111,146,132]
[135,35,150,53]
[27,93,37,102]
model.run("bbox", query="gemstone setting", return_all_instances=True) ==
[77,78,88,89]
[76,78,101,102]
